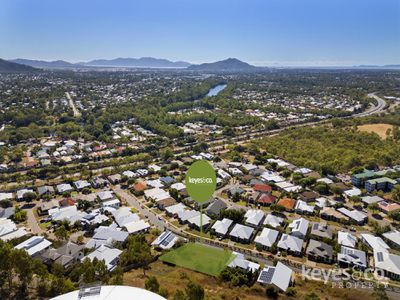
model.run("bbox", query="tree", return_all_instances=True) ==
[265,286,278,299]
[54,225,69,241]
[372,283,389,300]
[173,289,186,300]
[304,292,321,300]
[145,276,159,293]
[161,147,174,162]
[120,235,153,275]
[12,207,27,223]
[110,266,124,285]
[185,281,204,300]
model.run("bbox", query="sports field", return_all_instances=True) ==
[159,243,235,276]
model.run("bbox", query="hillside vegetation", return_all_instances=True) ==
[253,126,400,174]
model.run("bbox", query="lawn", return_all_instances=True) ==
[159,243,235,276]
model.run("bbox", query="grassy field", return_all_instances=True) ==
[358,123,393,139]
[159,243,235,276]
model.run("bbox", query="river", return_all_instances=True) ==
[206,84,227,97]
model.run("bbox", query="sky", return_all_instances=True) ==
[0,0,399,66]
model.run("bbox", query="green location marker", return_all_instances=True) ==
[185,160,217,233]
[185,160,217,204]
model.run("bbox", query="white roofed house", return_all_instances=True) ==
[338,246,367,270]
[86,224,129,249]
[211,218,234,238]
[165,203,186,217]
[0,218,27,241]
[361,233,390,252]
[187,214,211,232]
[244,209,265,228]
[228,252,260,273]
[123,219,150,234]
[264,214,285,229]
[255,228,279,250]
[177,209,200,224]
[295,200,314,214]
[56,183,74,194]
[82,245,122,271]
[288,217,309,239]
[16,188,34,201]
[151,230,179,250]
[277,234,304,256]
[102,198,121,210]
[74,180,91,191]
[374,251,400,280]
[15,236,52,257]
[111,207,139,227]
[97,190,115,202]
[49,205,87,224]
[0,192,13,201]
[338,231,357,248]
[383,230,400,250]
[337,207,368,225]
[257,262,293,292]
[229,224,255,244]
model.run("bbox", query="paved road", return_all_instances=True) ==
[65,91,81,117]
[113,187,166,230]
[26,207,43,235]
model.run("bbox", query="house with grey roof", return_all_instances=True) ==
[37,185,54,196]
[229,224,254,244]
[277,234,304,255]
[211,218,233,238]
[338,246,367,269]
[40,241,84,268]
[205,198,227,219]
[310,222,333,240]
[91,176,109,188]
[255,228,279,250]
[306,239,333,263]
[361,195,384,206]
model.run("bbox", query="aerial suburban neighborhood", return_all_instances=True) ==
[1,1,400,299]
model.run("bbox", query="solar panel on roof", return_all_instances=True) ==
[160,233,175,246]
[259,268,275,284]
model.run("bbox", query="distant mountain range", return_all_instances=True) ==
[188,58,257,71]
[83,57,191,68]
[3,57,400,72]
[11,59,76,69]
[0,58,38,73]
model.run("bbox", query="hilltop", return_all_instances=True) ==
[0,58,38,73]
[188,58,257,71]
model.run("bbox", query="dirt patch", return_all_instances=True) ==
[358,123,393,139]
[122,261,380,299]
